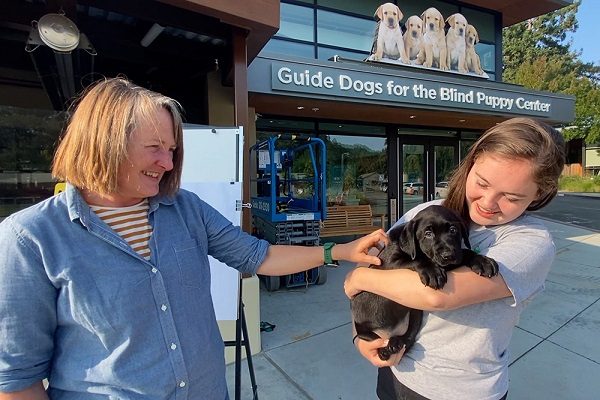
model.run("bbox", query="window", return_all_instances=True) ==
[0,106,65,218]
[260,38,315,58]
[461,8,495,42]
[317,9,375,53]
[317,46,369,61]
[317,0,383,17]
[324,134,387,224]
[475,43,496,73]
[279,3,314,42]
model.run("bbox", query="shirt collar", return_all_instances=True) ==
[66,183,176,223]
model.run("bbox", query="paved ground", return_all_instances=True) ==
[226,218,600,399]
[533,192,600,231]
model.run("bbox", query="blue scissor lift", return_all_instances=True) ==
[250,134,328,291]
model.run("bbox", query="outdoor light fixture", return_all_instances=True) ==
[25,12,96,110]
[140,23,164,47]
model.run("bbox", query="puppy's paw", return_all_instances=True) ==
[469,254,499,278]
[417,267,447,290]
[377,336,406,361]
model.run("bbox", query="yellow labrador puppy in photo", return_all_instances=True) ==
[371,2,409,63]
[446,13,468,73]
[416,7,448,70]
[465,24,485,75]
[403,15,423,62]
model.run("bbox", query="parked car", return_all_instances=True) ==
[403,182,423,195]
[435,181,449,198]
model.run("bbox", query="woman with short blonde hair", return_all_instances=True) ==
[0,77,386,399]
[52,77,184,197]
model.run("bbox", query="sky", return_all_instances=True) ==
[572,0,600,64]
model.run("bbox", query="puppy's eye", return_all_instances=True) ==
[424,230,434,239]
[449,226,457,234]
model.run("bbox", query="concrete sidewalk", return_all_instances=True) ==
[226,218,600,399]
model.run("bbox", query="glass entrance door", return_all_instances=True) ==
[400,139,458,215]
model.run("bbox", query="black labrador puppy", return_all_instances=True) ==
[351,205,498,360]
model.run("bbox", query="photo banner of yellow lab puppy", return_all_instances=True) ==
[367,3,489,79]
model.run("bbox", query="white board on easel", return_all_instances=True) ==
[181,125,243,321]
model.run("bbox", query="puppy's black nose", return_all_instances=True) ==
[429,23,434,30]
[440,252,457,262]
[459,28,464,35]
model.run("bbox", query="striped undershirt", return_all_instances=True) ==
[90,199,153,260]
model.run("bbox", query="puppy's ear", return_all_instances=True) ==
[446,14,455,27]
[460,220,471,249]
[475,29,480,44]
[388,224,402,243]
[375,5,383,21]
[420,11,427,33]
[398,219,418,260]
[395,5,404,22]
[439,14,445,31]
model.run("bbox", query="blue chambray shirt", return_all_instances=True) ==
[0,184,270,399]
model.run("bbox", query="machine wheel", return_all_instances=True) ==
[316,266,328,285]
[264,275,281,292]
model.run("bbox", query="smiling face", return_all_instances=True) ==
[466,153,539,226]
[83,107,176,207]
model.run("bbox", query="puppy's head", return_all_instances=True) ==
[466,24,480,47]
[446,13,467,37]
[405,15,423,39]
[375,2,403,29]
[397,205,470,267]
[420,7,444,34]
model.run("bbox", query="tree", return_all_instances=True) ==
[502,0,600,144]
[502,2,580,82]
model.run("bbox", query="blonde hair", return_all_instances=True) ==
[52,77,184,197]
[444,117,565,223]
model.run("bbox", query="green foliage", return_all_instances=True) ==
[559,175,600,192]
[502,0,600,144]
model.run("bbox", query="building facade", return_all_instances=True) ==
[0,0,576,227]
[248,0,575,225]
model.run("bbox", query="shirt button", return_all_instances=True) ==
[151,267,158,273]
[161,304,167,311]
[179,381,186,388]
[171,343,177,350]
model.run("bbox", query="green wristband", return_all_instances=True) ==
[323,242,337,264]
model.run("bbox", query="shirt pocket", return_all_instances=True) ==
[173,238,210,289]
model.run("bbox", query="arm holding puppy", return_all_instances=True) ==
[345,266,510,312]
[257,229,388,276]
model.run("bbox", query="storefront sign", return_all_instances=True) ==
[271,61,554,116]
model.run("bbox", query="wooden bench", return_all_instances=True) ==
[319,205,384,238]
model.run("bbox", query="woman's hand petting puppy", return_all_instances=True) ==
[355,337,405,367]
[333,229,388,267]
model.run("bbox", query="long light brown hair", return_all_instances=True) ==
[52,77,184,197]
[444,117,565,223]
